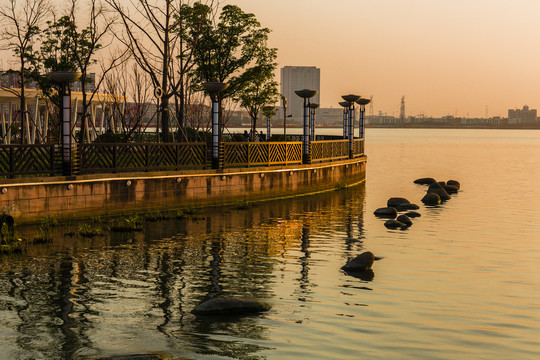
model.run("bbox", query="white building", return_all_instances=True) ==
[280,66,320,122]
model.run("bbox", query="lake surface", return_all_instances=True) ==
[1,128,539,359]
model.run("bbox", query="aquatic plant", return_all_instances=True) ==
[0,223,22,253]
[108,215,144,232]
[77,224,103,238]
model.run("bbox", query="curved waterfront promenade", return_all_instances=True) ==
[0,156,366,224]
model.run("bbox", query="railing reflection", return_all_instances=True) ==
[0,182,367,358]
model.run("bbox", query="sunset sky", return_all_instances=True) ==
[226,0,540,118]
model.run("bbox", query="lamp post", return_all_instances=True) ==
[263,106,274,141]
[309,103,319,141]
[342,94,361,159]
[355,98,371,139]
[295,89,318,164]
[339,101,350,139]
[282,96,288,141]
[50,71,82,176]
[203,81,229,169]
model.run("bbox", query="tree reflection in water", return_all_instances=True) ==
[0,183,367,359]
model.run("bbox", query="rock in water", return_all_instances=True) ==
[414,177,437,185]
[396,214,413,227]
[447,180,461,190]
[422,192,441,205]
[443,184,459,194]
[341,251,375,271]
[192,297,271,316]
[374,207,398,218]
[427,182,451,201]
[395,203,420,211]
[384,219,407,229]
[404,211,421,218]
[387,197,410,207]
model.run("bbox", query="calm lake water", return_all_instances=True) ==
[1,128,539,359]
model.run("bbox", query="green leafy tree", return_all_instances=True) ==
[186,4,279,134]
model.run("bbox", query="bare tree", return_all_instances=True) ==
[106,0,214,142]
[0,0,51,143]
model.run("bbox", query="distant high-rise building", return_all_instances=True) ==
[508,105,537,124]
[280,66,320,122]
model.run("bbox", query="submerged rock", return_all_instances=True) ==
[374,207,398,218]
[396,214,413,227]
[341,251,375,271]
[343,268,375,281]
[447,180,461,190]
[384,219,407,229]
[387,197,410,207]
[422,192,441,205]
[414,177,437,185]
[404,211,421,218]
[192,297,271,316]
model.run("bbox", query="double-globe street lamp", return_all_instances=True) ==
[50,70,82,176]
[203,81,229,169]
[341,94,361,159]
[295,89,318,163]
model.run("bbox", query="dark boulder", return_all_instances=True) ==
[384,219,407,229]
[341,251,375,271]
[447,180,461,190]
[192,297,271,316]
[395,203,420,211]
[404,211,421,218]
[396,214,413,227]
[427,182,451,201]
[421,192,441,205]
[443,184,459,194]
[374,207,398,218]
[414,177,437,185]
[387,197,410,207]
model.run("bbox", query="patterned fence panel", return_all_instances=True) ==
[353,139,365,157]
[310,140,350,163]
[223,143,249,167]
[79,143,207,174]
[224,141,302,167]
[0,145,60,178]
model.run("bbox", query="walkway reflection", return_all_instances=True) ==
[0,182,367,359]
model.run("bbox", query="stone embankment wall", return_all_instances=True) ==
[0,157,366,224]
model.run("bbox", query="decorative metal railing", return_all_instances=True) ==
[353,139,364,157]
[310,140,350,162]
[78,143,207,174]
[0,138,365,178]
[0,144,60,178]
[224,142,302,167]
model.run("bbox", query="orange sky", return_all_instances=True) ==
[226,0,540,118]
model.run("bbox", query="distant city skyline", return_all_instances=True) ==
[226,0,540,118]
